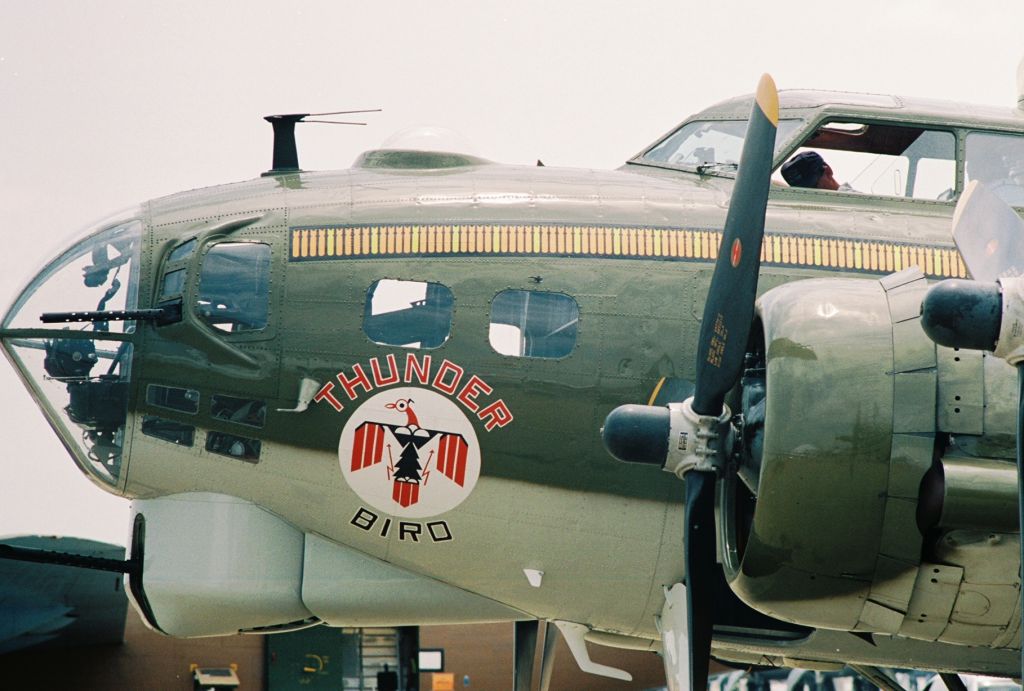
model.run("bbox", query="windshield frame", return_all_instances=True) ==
[629,117,806,177]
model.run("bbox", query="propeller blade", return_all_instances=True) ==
[602,75,779,691]
[952,180,1024,281]
[685,74,778,691]
[692,74,778,417]
[683,469,717,691]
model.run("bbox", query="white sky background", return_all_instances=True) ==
[1,1,1023,545]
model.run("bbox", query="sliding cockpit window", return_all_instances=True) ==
[196,242,272,333]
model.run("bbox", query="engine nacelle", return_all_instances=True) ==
[721,269,1021,648]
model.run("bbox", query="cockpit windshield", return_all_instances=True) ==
[637,119,803,173]
[1,212,143,490]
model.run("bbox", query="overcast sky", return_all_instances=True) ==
[2,1,1023,545]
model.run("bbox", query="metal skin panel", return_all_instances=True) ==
[933,529,1021,647]
[937,347,985,435]
[128,493,311,637]
[899,563,965,642]
[729,278,897,629]
[982,354,1020,455]
[301,533,524,625]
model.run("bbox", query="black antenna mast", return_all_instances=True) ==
[262,109,381,176]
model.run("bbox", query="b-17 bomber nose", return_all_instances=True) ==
[0,210,144,491]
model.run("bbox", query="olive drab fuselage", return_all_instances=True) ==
[4,89,1024,675]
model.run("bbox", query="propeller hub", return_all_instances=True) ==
[601,399,733,479]
[601,404,670,466]
[920,279,1001,350]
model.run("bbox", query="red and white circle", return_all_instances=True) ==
[338,387,481,519]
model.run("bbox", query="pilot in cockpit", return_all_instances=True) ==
[781,151,856,192]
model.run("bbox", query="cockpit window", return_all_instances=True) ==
[489,290,578,359]
[965,131,1024,207]
[639,119,803,173]
[363,279,454,349]
[160,269,187,299]
[196,242,271,333]
[168,237,197,262]
[776,122,956,199]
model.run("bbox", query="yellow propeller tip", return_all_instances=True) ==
[755,74,779,126]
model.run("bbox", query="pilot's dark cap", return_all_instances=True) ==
[781,151,826,188]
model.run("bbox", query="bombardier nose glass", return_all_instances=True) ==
[1,216,143,488]
[3,218,142,332]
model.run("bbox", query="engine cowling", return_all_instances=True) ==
[722,268,1021,648]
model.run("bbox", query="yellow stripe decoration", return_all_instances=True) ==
[288,225,966,278]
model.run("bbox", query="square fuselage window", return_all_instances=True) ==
[489,290,578,358]
[206,431,261,462]
[211,394,266,428]
[146,384,199,414]
[141,415,195,446]
[363,279,453,349]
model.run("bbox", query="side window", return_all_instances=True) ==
[489,290,578,359]
[196,242,271,333]
[211,394,266,428]
[141,416,196,446]
[965,131,1024,207]
[363,279,454,349]
[146,384,199,414]
[158,238,196,300]
[168,237,197,262]
[206,431,261,462]
[160,269,187,299]
[775,123,956,200]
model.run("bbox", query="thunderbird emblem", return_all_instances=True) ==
[339,387,481,519]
